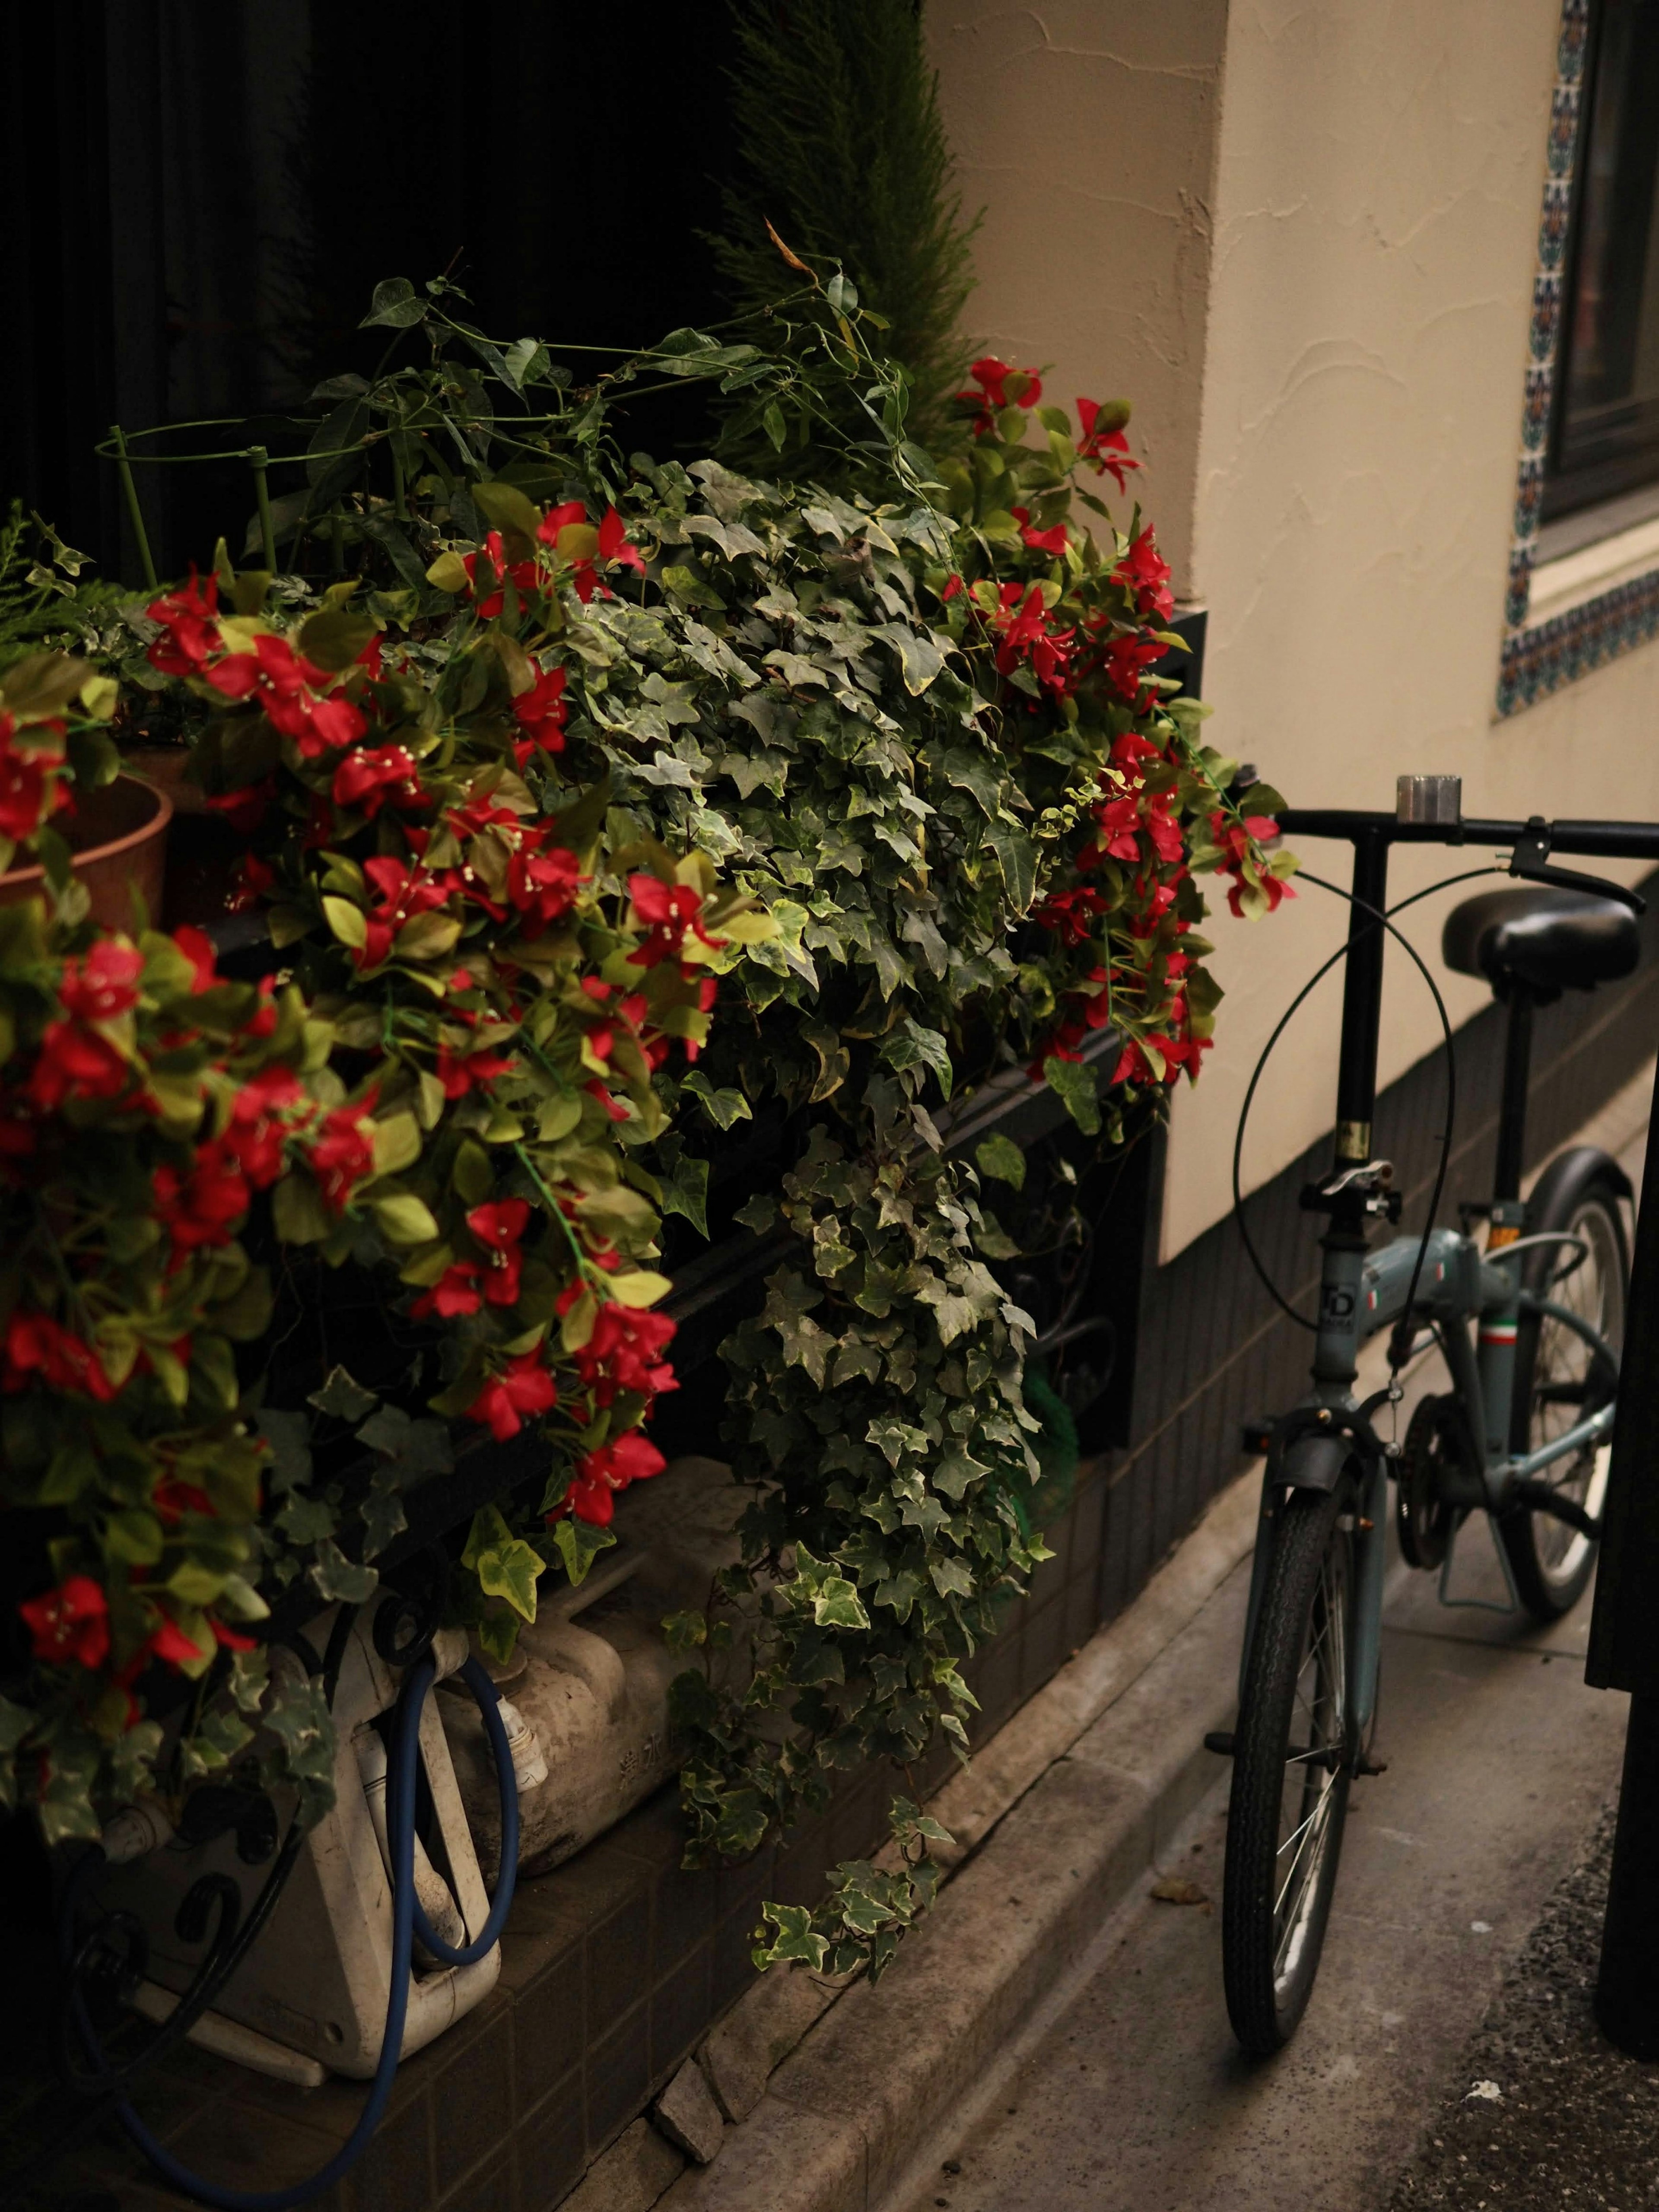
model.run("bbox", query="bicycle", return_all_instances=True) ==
[1215,777,1659,2056]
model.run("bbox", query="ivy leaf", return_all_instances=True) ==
[752,1902,830,1972]
[308,1538,378,1605]
[974,1133,1026,1190]
[657,1149,711,1239]
[1042,1054,1103,1138]
[257,1408,314,1494]
[681,1071,753,1130]
[809,1574,870,1630]
[474,1535,544,1624]
[987,821,1037,913]
[881,1019,952,1098]
[550,1517,617,1586]
[356,1403,453,1481]
[308,1367,379,1422]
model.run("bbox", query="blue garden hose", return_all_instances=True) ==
[64,1652,519,2211]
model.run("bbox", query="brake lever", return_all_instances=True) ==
[1509,817,1646,915]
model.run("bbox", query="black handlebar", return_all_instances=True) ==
[1277,809,1659,862]
[1271,806,1659,1174]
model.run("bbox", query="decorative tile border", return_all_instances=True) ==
[1494,0,1659,715]
[1499,566,1659,715]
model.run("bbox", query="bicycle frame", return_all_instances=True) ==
[1239,802,1659,1741]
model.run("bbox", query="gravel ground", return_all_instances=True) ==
[1389,1800,1659,2209]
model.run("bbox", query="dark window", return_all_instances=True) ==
[1545,0,1659,520]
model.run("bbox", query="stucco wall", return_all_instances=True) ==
[928,2,1228,596]
[1165,0,1659,1256]
[932,0,1659,1261]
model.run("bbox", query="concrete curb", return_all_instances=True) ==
[654,1465,1260,2212]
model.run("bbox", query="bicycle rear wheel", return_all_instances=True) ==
[1503,1167,1627,1621]
[1223,1475,1357,2055]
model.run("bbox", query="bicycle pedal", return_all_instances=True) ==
[1204,1731,1236,1758]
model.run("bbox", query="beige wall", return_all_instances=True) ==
[932,0,1659,1261]
[928,2,1229,595]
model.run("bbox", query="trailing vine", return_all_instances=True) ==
[3,276,1291,1983]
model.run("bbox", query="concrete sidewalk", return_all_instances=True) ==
[617,1065,1655,2212]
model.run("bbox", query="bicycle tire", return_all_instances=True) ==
[1223,1475,1358,2055]
[1503,1168,1628,1621]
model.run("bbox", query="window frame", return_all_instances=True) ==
[1542,0,1659,522]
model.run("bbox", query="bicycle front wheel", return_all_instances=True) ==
[1223,1476,1357,2055]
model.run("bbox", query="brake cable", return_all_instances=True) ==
[1230,867,1506,1340]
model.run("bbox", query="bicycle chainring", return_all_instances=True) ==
[1396,1392,1467,1570]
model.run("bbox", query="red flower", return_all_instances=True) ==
[332,744,425,820]
[956,358,1043,437]
[467,1348,557,1441]
[3,1310,115,1401]
[991,584,1075,696]
[60,940,143,1022]
[207,633,366,759]
[512,664,569,760]
[170,925,219,995]
[0,712,68,845]
[203,779,274,834]
[1076,399,1140,494]
[223,1064,304,1188]
[1089,790,1182,868]
[27,1017,130,1111]
[536,501,588,548]
[1210,811,1296,919]
[435,1043,519,1100]
[571,1300,678,1407]
[1033,885,1109,946]
[146,1615,210,1670]
[507,842,584,939]
[309,1102,376,1213]
[466,1196,531,1307]
[547,1429,667,1528]
[411,1260,484,1320]
[20,1575,110,1669]
[153,1139,251,1259]
[1011,507,1070,559]
[1099,632,1165,706]
[597,505,647,578]
[359,855,451,970]
[626,875,721,967]
[145,570,222,677]
[229,852,278,913]
[1112,526,1173,623]
[463,530,539,620]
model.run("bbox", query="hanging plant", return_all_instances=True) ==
[3,276,1290,1975]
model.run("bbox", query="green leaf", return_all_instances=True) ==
[370,1192,441,1245]
[308,1538,378,1605]
[682,1071,753,1130]
[321,896,368,950]
[475,1535,543,1623]
[752,1901,830,1973]
[308,1366,379,1421]
[360,276,427,328]
[550,1516,617,1586]
[657,1149,710,1239]
[810,1575,870,1631]
[1042,1055,1102,1138]
[974,1133,1026,1191]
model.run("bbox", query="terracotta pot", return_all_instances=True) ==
[0,775,174,934]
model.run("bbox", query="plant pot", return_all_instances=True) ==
[0,774,173,933]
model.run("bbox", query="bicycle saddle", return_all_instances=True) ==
[1441,885,1640,1000]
